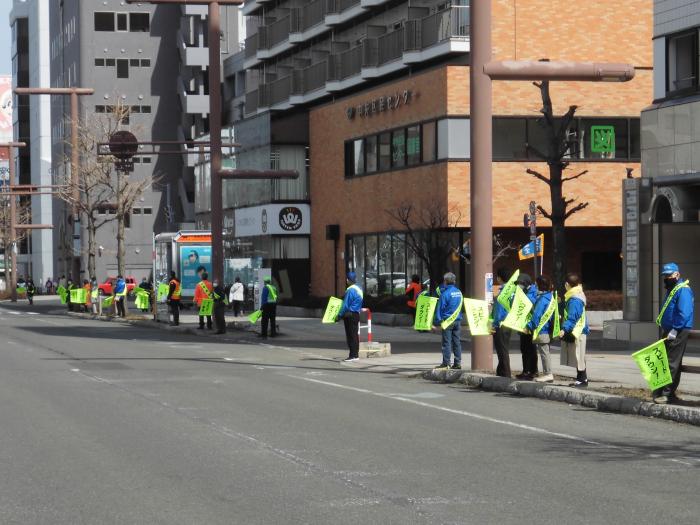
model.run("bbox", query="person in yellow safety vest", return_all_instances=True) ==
[194,272,214,330]
[559,273,590,388]
[114,275,128,318]
[259,277,278,339]
[82,279,91,313]
[653,263,695,404]
[167,271,181,326]
[90,277,99,315]
[212,279,228,335]
[66,278,76,312]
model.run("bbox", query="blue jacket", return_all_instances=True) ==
[659,280,694,332]
[524,283,538,303]
[492,289,513,329]
[114,278,126,294]
[562,288,590,335]
[527,291,554,335]
[434,284,463,325]
[338,284,363,318]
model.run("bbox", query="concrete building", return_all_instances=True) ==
[25,1,240,282]
[608,0,700,347]
[221,0,652,300]
[10,0,54,283]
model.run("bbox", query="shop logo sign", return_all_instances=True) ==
[347,89,414,120]
[591,125,615,153]
[279,206,303,231]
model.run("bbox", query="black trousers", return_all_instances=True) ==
[199,315,212,329]
[169,300,180,325]
[261,303,277,337]
[494,327,512,377]
[343,312,360,358]
[214,302,226,333]
[233,300,242,317]
[116,297,126,318]
[520,332,538,374]
[654,330,690,397]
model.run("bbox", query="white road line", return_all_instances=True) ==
[289,375,699,467]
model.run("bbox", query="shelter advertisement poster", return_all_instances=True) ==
[179,245,212,297]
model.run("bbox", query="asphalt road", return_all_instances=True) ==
[1,301,699,525]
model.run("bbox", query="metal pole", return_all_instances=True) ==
[209,1,224,285]
[8,146,17,303]
[530,201,538,279]
[469,0,493,371]
[70,90,79,216]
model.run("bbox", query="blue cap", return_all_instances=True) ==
[661,263,679,275]
[347,271,356,282]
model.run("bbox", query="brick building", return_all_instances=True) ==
[227,0,652,300]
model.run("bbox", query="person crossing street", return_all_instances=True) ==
[194,272,214,330]
[337,272,364,363]
[260,277,278,338]
[653,263,695,404]
[26,279,36,306]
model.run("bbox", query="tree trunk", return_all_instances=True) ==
[549,163,567,296]
[86,214,96,279]
[117,216,125,277]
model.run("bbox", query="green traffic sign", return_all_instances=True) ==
[591,125,615,153]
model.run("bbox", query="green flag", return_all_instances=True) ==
[135,291,150,310]
[70,288,87,304]
[464,298,490,336]
[501,287,533,333]
[496,270,520,311]
[102,295,115,308]
[56,285,66,296]
[322,297,344,324]
[157,283,169,302]
[414,294,439,331]
[631,339,673,391]
[59,291,68,305]
[199,298,214,316]
[248,309,263,323]
[132,286,144,296]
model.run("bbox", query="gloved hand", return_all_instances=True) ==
[667,329,677,341]
[562,332,576,343]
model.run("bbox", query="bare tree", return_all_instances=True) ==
[524,80,590,293]
[56,102,155,278]
[0,194,31,289]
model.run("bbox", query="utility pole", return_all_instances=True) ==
[14,87,95,278]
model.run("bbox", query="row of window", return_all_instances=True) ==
[345,116,641,177]
[94,12,150,33]
[95,58,151,68]
[95,105,152,114]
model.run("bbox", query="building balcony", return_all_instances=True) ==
[326,45,364,92]
[178,77,210,115]
[403,6,470,63]
[178,31,209,68]
[360,0,392,6]
[183,5,208,16]
[245,89,259,116]
[325,0,365,26]
[242,0,271,17]
[243,33,262,68]
[289,0,330,44]
[256,14,296,59]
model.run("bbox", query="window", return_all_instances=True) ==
[353,139,365,175]
[391,129,406,168]
[132,208,142,215]
[130,59,140,67]
[365,135,377,173]
[378,132,391,171]
[493,118,527,159]
[117,13,128,32]
[106,58,115,67]
[94,12,115,32]
[579,118,628,160]
[344,141,354,177]
[406,125,421,166]
[140,59,151,67]
[95,58,105,67]
[131,105,141,113]
[129,13,150,32]
[422,121,436,162]
[141,105,151,113]
[125,213,131,229]
[377,234,392,295]
[116,59,129,79]
[667,31,698,93]
[95,105,106,113]
[142,157,152,164]
[143,207,153,215]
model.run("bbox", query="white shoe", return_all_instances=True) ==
[534,374,554,383]
[341,357,359,364]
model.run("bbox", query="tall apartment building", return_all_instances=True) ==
[608,0,700,348]
[10,0,54,283]
[9,0,241,282]
[220,0,652,300]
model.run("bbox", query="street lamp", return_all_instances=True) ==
[469,2,635,371]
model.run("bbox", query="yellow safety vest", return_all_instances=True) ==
[656,280,690,326]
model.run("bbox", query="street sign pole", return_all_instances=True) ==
[529,201,538,278]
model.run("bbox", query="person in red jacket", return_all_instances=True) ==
[194,272,213,330]
[405,274,423,316]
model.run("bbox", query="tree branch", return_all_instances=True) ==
[564,201,589,219]
[536,205,552,220]
[561,169,589,183]
[526,168,551,185]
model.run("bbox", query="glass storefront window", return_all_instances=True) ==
[377,234,392,295]
[349,236,365,291]
[366,135,378,173]
[392,129,406,168]
[580,118,628,160]
[406,125,421,165]
[353,138,365,175]
[493,118,527,159]
[365,235,378,296]
[379,133,391,171]
[391,234,407,295]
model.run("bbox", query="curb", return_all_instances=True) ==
[422,369,700,427]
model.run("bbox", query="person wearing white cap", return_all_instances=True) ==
[654,263,695,404]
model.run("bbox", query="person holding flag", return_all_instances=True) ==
[194,272,214,330]
[653,263,694,404]
[527,275,557,383]
[433,272,463,370]
[337,272,364,363]
[515,273,538,380]
[260,277,278,339]
[559,273,590,387]
[492,267,516,378]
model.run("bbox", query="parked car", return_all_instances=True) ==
[98,276,137,296]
